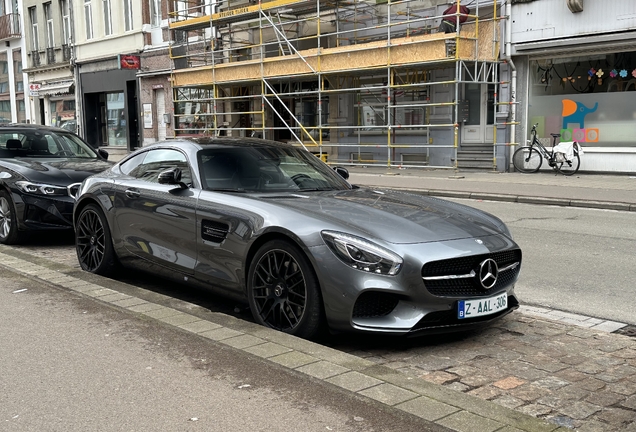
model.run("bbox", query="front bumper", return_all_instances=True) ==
[310,235,521,335]
[14,192,75,231]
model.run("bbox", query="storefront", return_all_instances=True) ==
[77,57,140,156]
[524,51,636,173]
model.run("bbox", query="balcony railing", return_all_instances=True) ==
[62,44,73,62]
[31,50,40,67]
[0,13,21,41]
[46,47,55,64]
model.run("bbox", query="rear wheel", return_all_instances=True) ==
[0,190,24,245]
[556,151,581,176]
[247,239,324,339]
[512,146,542,173]
[75,204,119,276]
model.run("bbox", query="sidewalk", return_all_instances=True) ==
[345,167,636,212]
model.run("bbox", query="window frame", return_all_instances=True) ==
[84,0,93,40]
[123,0,133,31]
[102,0,112,36]
[60,0,71,44]
[150,0,161,28]
[29,7,39,52]
[44,2,54,48]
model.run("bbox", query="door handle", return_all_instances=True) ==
[125,188,140,198]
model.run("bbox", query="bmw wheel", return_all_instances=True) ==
[76,204,118,276]
[0,190,23,245]
[247,240,324,339]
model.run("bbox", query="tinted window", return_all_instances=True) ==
[0,129,97,158]
[119,152,147,176]
[130,148,193,185]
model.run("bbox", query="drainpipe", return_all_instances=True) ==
[503,0,517,171]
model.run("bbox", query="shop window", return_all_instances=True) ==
[528,52,636,147]
[63,100,76,111]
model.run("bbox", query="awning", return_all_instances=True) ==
[37,81,75,97]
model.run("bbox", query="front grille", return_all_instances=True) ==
[352,291,400,318]
[422,249,521,297]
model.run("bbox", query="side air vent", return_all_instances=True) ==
[202,220,229,243]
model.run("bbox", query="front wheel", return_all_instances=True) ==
[75,204,119,276]
[512,146,542,173]
[247,239,324,339]
[0,190,24,245]
[556,152,581,176]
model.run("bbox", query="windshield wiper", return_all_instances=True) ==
[207,188,247,193]
[297,187,335,192]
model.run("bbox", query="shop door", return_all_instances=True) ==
[461,83,494,143]
[156,89,166,141]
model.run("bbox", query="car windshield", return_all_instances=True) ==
[198,146,351,192]
[0,130,98,159]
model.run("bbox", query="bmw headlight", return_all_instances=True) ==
[321,231,403,275]
[16,181,69,196]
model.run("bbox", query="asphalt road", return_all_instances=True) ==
[449,198,636,325]
[0,270,446,432]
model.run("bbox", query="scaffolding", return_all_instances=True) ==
[168,0,506,170]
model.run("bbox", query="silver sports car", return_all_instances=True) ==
[73,138,521,339]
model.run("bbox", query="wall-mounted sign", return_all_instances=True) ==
[119,54,141,70]
[152,84,164,90]
[29,83,41,97]
[143,103,153,129]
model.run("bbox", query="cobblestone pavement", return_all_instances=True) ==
[10,242,636,431]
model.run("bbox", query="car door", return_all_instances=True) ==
[113,148,199,275]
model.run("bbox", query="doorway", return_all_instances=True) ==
[461,83,495,143]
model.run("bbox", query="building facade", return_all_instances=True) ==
[511,0,636,173]
[0,0,28,124]
[22,0,74,129]
[71,0,145,159]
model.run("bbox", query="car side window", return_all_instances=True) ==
[119,152,147,176]
[131,149,193,185]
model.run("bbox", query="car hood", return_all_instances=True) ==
[2,158,114,185]
[255,188,508,244]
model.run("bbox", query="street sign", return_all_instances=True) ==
[29,83,40,97]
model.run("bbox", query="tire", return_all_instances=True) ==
[512,146,542,173]
[247,239,324,339]
[557,151,581,176]
[0,190,24,245]
[75,204,119,276]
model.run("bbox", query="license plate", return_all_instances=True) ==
[458,293,507,319]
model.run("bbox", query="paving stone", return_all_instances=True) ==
[559,401,602,420]
[546,415,576,429]
[396,396,459,422]
[595,407,636,426]
[419,371,457,385]
[490,395,525,409]
[436,410,503,432]
[493,376,526,390]
[296,361,350,380]
[575,419,618,432]
[142,307,182,320]
[221,334,265,349]
[612,348,636,359]
[178,320,223,334]
[358,383,418,406]
[326,371,383,392]
[110,297,148,308]
[460,374,492,387]
[509,384,550,402]
[127,302,164,313]
[610,380,636,396]
[552,384,591,401]
[445,382,470,392]
[467,385,502,400]
[553,368,591,383]
[269,351,318,369]
[158,313,201,327]
[584,391,625,407]
[576,377,607,391]
[243,342,292,359]
[447,365,478,376]
[199,327,243,341]
[590,322,628,333]
[576,362,608,374]
[536,395,568,409]
[519,403,552,417]
[559,354,588,365]
[533,376,571,390]
[621,395,636,410]
[567,329,596,339]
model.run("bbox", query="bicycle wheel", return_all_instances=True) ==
[557,151,581,176]
[512,146,542,173]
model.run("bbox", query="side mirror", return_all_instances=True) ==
[158,167,187,189]
[98,149,109,160]
[333,166,349,180]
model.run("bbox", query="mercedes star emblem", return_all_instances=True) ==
[478,258,499,290]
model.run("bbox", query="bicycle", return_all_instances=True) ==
[512,123,581,176]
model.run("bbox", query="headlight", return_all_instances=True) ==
[321,230,403,275]
[15,181,69,196]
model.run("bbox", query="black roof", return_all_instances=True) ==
[0,123,72,133]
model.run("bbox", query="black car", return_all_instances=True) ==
[0,124,113,244]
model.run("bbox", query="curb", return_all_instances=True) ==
[0,245,566,432]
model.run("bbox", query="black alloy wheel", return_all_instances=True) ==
[76,204,118,276]
[0,190,23,245]
[247,240,324,339]
[512,146,542,173]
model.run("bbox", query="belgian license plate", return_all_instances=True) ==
[458,293,507,319]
